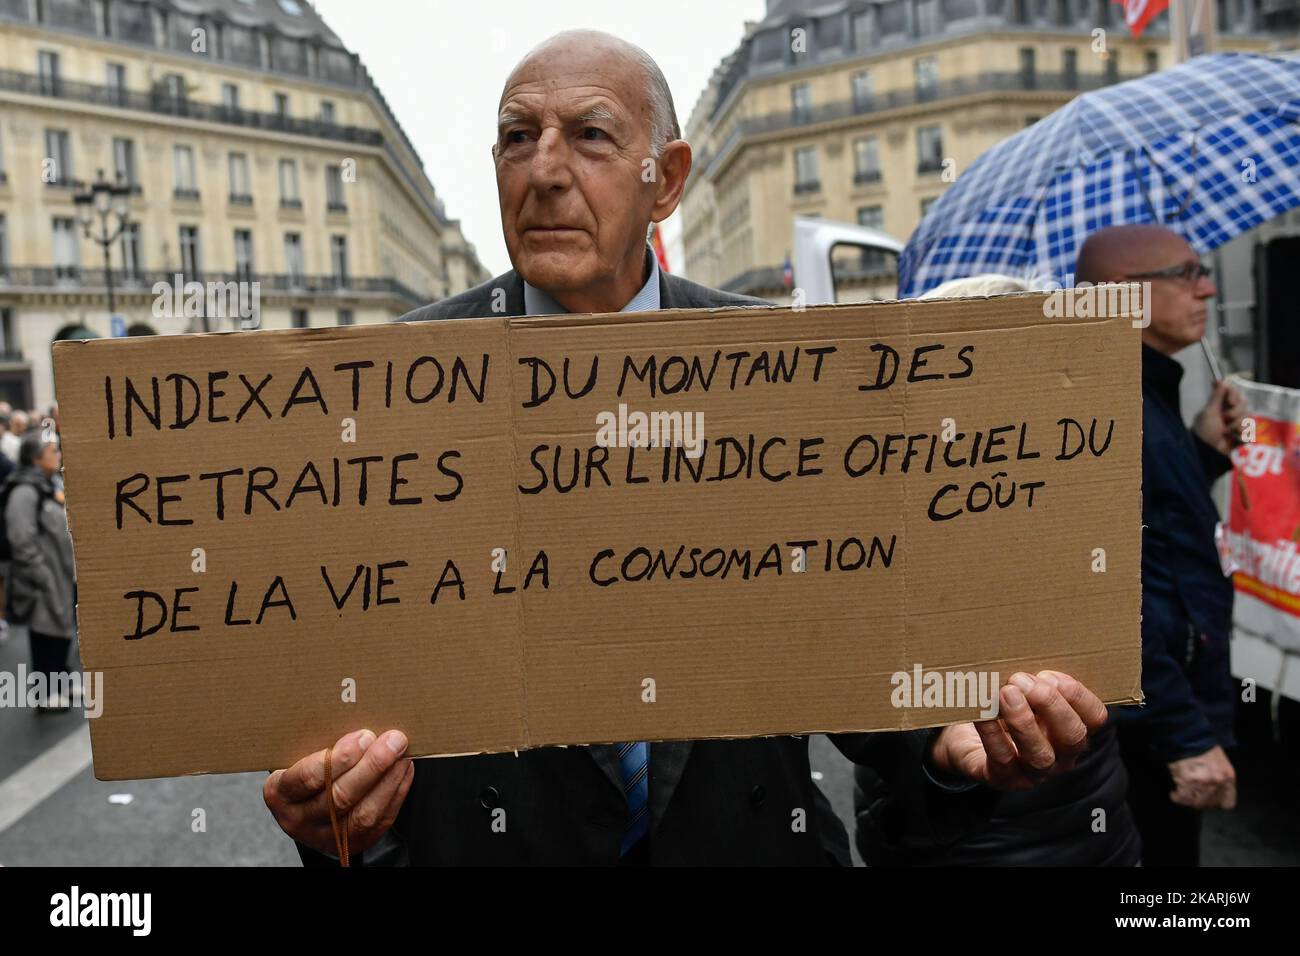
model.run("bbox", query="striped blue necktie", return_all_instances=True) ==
[618,741,650,855]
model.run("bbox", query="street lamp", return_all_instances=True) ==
[73,169,132,314]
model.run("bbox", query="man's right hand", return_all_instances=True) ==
[1168,745,1236,810]
[263,729,414,858]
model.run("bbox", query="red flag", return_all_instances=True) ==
[1111,0,1170,38]
[651,223,670,273]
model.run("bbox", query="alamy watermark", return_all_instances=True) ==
[152,274,261,329]
[0,666,103,717]
[890,663,1000,718]
[1040,278,1150,328]
[595,403,705,458]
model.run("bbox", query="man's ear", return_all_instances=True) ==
[650,140,692,223]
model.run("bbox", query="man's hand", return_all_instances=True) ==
[928,671,1108,790]
[1193,380,1247,455]
[1169,745,1236,809]
[263,728,414,858]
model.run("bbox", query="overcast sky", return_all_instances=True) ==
[312,0,767,277]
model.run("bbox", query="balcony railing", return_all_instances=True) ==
[698,70,1141,181]
[0,68,385,148]
[0,267,428,310]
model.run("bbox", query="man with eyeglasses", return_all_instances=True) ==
[1076,224,1245,866]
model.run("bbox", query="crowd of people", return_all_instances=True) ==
[0,400,76,713]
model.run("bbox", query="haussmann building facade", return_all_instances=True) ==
[0,0,489,410]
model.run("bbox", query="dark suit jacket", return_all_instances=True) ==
[297,266,993,866]
[1111,345,1235,761]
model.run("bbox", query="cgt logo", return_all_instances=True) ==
[50,886,151,936]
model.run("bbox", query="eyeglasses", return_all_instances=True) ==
[1124,262,1212,284]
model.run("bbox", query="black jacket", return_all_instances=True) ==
[854,721,1138,866]
[296,265,994,866]
[1111,345,1236,761]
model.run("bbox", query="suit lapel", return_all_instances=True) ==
[588,743,626,795]
[499,270,525,317]
[648,740,693,832]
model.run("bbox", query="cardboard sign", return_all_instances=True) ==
[53,294,1143,780]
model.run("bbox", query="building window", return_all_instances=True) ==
[53,217,79,278]
[284,232,304,284]
[790,83,812,122]
[337,308,354,326]
[1019,48,1037,88]
[112,137,136,188]
[853,135,881,183]
[120,223,141,279]
[325,165,346,212]
[878,0,907,33]
[279,159,301,208]
[320,100,336,124]
[38,50,60,95]
[164,73,186,103]
[793,146,820,193]
[291,308,309,329]
[851,10,872,49]
[915,57,939,99]
[179,225,200,279]
[173,145,198,199]
[222,82,240,113]
[856,206,887,271]
[105,62,126,105]
[110,0,153,43]
[1145,49,1159,73]
[0,307,17,361]
[274,92,289,118]
[0,214,7,275]
[228,152,251,203]
[1105,49,1120,83]
[330,235,348,285]
[1063,48,1079,88]
[226,23,259,66]
[917,125,945,173]
[852,70,874,111]
[857,205,884,230]
[234,229,253,280]
[44,129,72,185]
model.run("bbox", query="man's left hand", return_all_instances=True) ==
[928,671,1108,790]
[1193,379,1247,455]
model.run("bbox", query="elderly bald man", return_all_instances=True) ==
[1077,224,1244,866]
[264,30,1109,866]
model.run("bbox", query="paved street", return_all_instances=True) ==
[2,627,1296,867]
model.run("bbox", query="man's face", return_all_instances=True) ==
[36,443,61,475]
[494,45,660,298]
[1133,236,1217,353]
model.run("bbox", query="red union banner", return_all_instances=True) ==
[1111,0,1171,38]
[1223,380,1300,654]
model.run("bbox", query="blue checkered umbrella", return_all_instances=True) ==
[899,52,1300,297]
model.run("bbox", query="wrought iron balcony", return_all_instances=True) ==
[0,266,429,311]
[0,67,385,148]
[697,70,1141,181]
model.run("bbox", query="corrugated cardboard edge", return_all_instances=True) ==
[52,291,1146,777]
